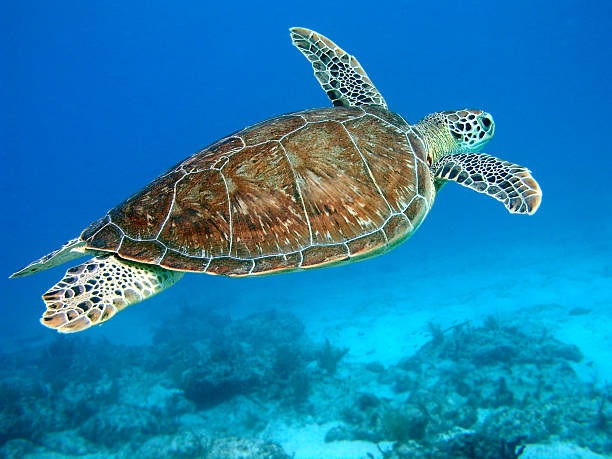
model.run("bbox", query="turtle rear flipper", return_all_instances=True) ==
[41,255,182,333]
[433,152,542,214]
[10,238,87,278]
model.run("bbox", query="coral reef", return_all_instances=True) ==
[0,310,610,458]
[323,319,611,457]
[316,339,349,375]
[207,437,291,459]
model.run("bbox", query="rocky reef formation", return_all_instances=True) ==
[0,310,609,458]
[325,318,611,457]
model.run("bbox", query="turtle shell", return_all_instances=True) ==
[81,105,434,276]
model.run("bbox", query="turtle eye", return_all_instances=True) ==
[479,115,493,132]
[426,153,433,167]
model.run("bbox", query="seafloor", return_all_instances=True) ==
[1,232,610,459]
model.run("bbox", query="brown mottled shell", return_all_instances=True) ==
[81,105,435,276]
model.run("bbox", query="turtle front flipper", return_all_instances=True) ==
[10,238,87,278]
[40,255,182,333]
[433,153,542,214]
[290,27,387,109]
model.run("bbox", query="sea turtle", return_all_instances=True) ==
[11,28,542,333]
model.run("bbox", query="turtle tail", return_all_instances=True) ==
[40,254,183,333]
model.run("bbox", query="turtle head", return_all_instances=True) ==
[414,109,495,166]
[443,109,494,152]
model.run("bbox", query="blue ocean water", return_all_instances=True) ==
[1,1,611,457]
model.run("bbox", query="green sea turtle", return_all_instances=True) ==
[11,28,542,333]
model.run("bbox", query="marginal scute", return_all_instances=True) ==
[240,115,306,145]
[346,230,388,258]
[284,252,303,267]
[86,224,123,252]
[251,255,296,275]
[206,257,253,276]
[301,245,349,268]
[81,216,109,241]
[404,196,428,228]
[417,157,433,198]
[361,105,408,129]
[406,132,427,163]
[383,214,414,248]
[300,107,363,122]
[181,137,245,172]
[211,156,229,170]
[118,238,166,264]
[160,250,209,272]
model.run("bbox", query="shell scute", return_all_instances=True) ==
[206,257,252,276]
[251,255,295,275]
[81,216,109,241]
[181,137,244,173]
[160,250,209,272]
[343,114,417,213]
[301,245,349,269]
[86,223,123,252]
[159,170,230,257]
[223,141,310,258]
[241,115,306,145]
[109,170,183,240]
[361,105,408,129]
[300,106,363,122]
[282,120,389,243]
[404,196,428,228]
[346,230,388,259]
[118,238,166,264]
[416,157,431,198]
[383,214,414,248]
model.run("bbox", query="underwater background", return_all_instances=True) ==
[1,0,611,458]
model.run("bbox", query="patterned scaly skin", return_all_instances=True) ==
[413,109,495,166]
